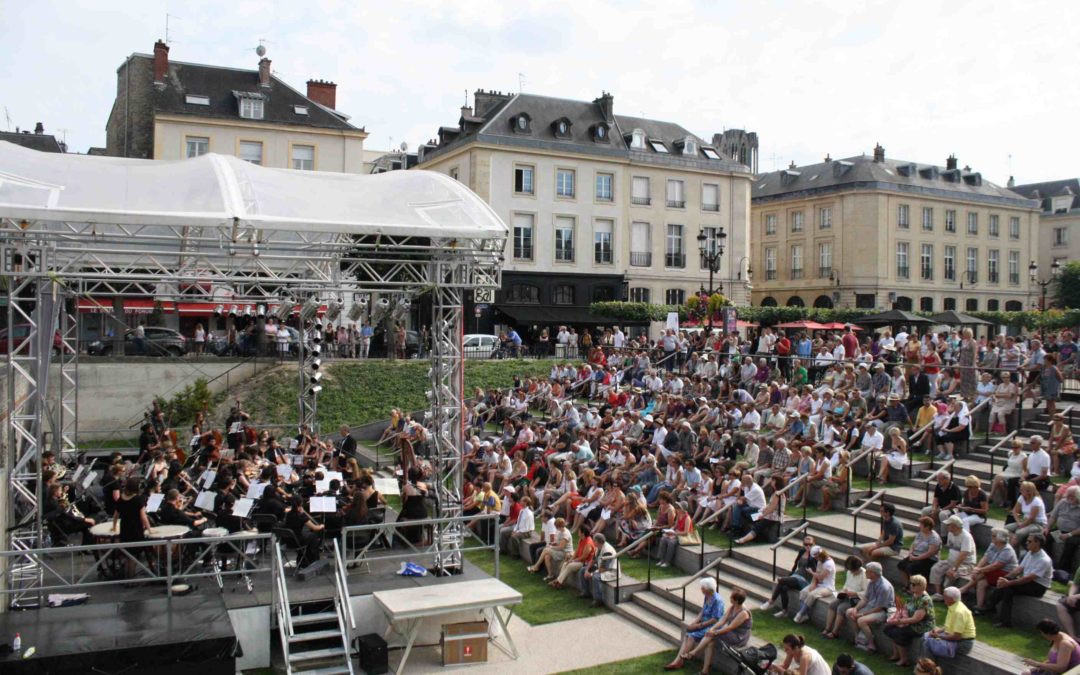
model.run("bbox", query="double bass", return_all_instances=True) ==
[199,429,224,463]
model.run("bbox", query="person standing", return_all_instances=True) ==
[193,322,205,356]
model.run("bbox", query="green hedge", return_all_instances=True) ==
[589,302,1080,331]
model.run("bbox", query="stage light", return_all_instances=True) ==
[257,305,266,317]
[229,305,240,316]
[274,300,296,321]
[243,305,254,317]
[215,304,224,315]
[310,358,321,371]
[325,299,343,322]
[299,297,320,321]
[347,303,364,322]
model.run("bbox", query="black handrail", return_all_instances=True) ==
[769,522,809,581]
[920,460,957,503]
[612,529,660,605]
[679,554,728,621]
[696,503,733,570]
[987,431,1017,480]
[850,489,886,547]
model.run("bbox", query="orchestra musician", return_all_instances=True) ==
[285,495,325,566]
[43,482,95,546]
[159,488,208,532]
[225,402,250,452]
[137,423,161,464]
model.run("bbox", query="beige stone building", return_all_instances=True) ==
[1009,179,1080,283]
[751,146,1040,313]
[417,89,754,333]
[106,41,368,172]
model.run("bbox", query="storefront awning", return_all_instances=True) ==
[495,305,644,325]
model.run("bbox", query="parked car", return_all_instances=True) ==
[369,329,420,358]
[463,333,500,359]
[87,327,187,357]
[0,324,67,356]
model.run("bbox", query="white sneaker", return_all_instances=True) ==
[794,612,809,624]
[758,600,774,611]
[773,609,788,618]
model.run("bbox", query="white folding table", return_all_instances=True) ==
[373,578,523,674]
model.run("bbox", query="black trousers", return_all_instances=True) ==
[770,574,809,610]
[1053,533,1080,573]
[987,580,1046,627]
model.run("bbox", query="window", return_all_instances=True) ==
[595,173,613,201]
[700,227,722,267]
[896,242,909,279]
[556,169,576,198]
[765,214,777,235]
[967,212,978,235]
[593,287,615,302]
[629,287,650,303]
[819,207,832,229]
[1010,216,1020,239]
[507,284,539,303]
[553,285,574,305]
[666,180,685,208]
[293,105,309,115]
[185,94,209,106]
[1005,300,1023,311]
[594,219,614,264]
[989,214,1000,237]
[631,176,650,205]
[790,244,804,279]
[512,213,534,260]
[665,289,686,305]
[922,207,933,231]
[630,129,646,150]
[920,297,934,312]
[514,165,534,194]
[765,248,777,280]
[791,211,805,233]
[665,224,685,268]
[1008,250,1020,285]
[291,144,315,170]
[944,297,956,311]
[630,222,651,266]
[239,140,263,165]
[702,147,720,160]
[185,136,209,158]
[682,138,697,156]
[554,216,575,262]
[966,247,978,283]
[944,245,956,281]
[818,242,832,278]
[921,244,934,280]
[898,204,910,228]
[945,209,957,232]
[702,183,719,211]
[1055,227,1069,246]
[987,299,999,311]
[966,298,979,312]
[239,97,264,120]
[988,249,1000,283]
[649,139,669,153]
[856,294,876,309]
[514,114,530,133]
[449,167,459,181]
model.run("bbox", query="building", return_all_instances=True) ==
[751,146,1040,313]
[418,89,754,335]
[0,123,65,153]
[369,149,418,173]
[106,40,368,171]
[714,129,759,174]
[1009,178,1080,279]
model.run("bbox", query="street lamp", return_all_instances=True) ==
[697,228,727,333]
[1029,260,1061,342]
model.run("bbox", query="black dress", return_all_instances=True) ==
[115,494,146,543]
[398,486,429,545]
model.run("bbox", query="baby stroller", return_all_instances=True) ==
[714,641,777,675]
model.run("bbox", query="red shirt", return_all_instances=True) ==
[777,337,792,356]
[508,501,523,523]
[842,333,858,359]
[922,353,941,375]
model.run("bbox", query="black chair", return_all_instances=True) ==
[252,514,277,534]
[272,527,304,573]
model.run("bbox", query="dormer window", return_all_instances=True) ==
[702,147,721,160]
[293,105,309,115]
[591,123,610,143]
[234,91,266,120]
[630,129,646,150]
[682,137,697,156]
[551,117,572,139]
[185,94,210,106]
[649,139,668,154]
[512,113,532,134]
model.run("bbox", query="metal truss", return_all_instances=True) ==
[1,216,502,602]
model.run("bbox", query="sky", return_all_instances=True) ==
[2,0,1079,184]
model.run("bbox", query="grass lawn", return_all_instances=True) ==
[465,549,609,625]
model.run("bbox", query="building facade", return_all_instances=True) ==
[1010,179,1080,278]
[418,89,754,333]
[106,41,367,171]
[751,146,1040,313]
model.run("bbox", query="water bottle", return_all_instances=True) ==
[13,632,21,652]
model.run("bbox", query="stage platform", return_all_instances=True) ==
[0,594,238,674]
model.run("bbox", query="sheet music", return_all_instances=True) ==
[228,422,244,434]
[199,470,217,489]
[309,496,337,513]
[374,477,400,496]
[315,479,332,494]
[289,438,299,450]
[194,491,217,511]
[72,465,88,484]
[145,493,164,513]
[82,471,96,490]
[233,497,254,518]
[246,481,267,500]
[276,465,293,480]
[325,471,343,484]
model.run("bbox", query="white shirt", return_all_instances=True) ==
[514,507,535,533]
[741,409,761,430]
[614,330,625,348]
[1027,449,1051,478]
[895,331,909,348]
[557,330,570,345]
[818,557,837,590]
[541,517,558,545]
[861,429,884,452]
[744,483,767,510]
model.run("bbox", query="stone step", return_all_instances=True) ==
[288,646,347,664]
[614,599,682,645]
[631,589,690,625]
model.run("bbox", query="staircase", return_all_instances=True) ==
[272,541,355,675]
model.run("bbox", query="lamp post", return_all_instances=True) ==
[697,228,727,333]
[1029,260,1061,342]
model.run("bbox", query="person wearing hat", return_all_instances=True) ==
[929,515,976,600]
[655,500,695,568]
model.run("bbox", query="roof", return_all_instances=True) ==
[422,92,750,173]
[753,154,1038,208]
[0,140,505,240]
[1010,178,1080,213]
[0,131,63,153]
[133,54,358,132]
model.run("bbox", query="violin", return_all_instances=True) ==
[200,429,224,463]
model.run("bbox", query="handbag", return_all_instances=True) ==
[678,528,702,546]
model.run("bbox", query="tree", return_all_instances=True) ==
[1054,260,1080,309]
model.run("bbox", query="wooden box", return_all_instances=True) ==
[441,620,489,665]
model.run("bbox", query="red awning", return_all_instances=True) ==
[77,298,329,317]
[77,299,173,314]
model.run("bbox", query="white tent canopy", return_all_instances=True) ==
[0,141,506,239]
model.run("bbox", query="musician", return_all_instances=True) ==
[147,450,169,487]
[150,400,166,437]
[189,424,203,455]
[101,463,125,517]
[217,494,250,533]
[285,495,324,566]
[256,482,287,521]
[114,477,152,578]
[338,425,358,460]
[159,488,207,531]
[267,438,288,465]
[43,483,95,545]
[225,403,250,452]
[343,475,385,526]
[138,423,161,464]
[41,450,60,476]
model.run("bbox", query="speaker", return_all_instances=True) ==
[357,633,388,674]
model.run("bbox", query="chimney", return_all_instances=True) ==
[594,91,614,122]
[460,105,473,119]
[473,89,511,118]
[872,143,885,162]
[788,160,797,169]
[1007,175,1016,188]
[306,79,337,109]
[946,154,958,170]
[258,58,272,88]
[824,153,832,162]
[34,122,44,135]
[153,39,169,84]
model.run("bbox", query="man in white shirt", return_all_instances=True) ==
[732,473,767,534]
[1025,435,1052,489]
[895,330,909,349]
[614,327,625,349]
[860,424,884,457]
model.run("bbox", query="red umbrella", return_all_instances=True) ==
[819,322,862,330]
[775,320,829,330]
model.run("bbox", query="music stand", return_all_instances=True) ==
[145,493,164,514]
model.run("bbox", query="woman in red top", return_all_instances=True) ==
[922,350,943,395]
[551,528,597,587]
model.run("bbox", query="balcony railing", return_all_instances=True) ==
[897,266,910,279]
[555,249,575,263]
[818,267,832,278]
[665,253,686,268]
[631,196,651,206]
[630,252,652,267]
[791,268,804,279]
[702,203,719,212]
[666,200,686,208]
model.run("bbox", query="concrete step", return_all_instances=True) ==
[289,646,347,664]
[614,599,682,645]
[294,667,352,675]
[289,629,341,643]
[631,589,689,625]
[291,611,338,626]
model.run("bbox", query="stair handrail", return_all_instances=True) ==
[919,459,956,503]
[613,529,661,604]
[962,399,991,455]
[850,489,887,547]
[987,431,1018,479]
[333,538,356,630]
[272,541,294,637]
[677,553,729,622]
[693,502,734,569]
[769,521,809,581]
